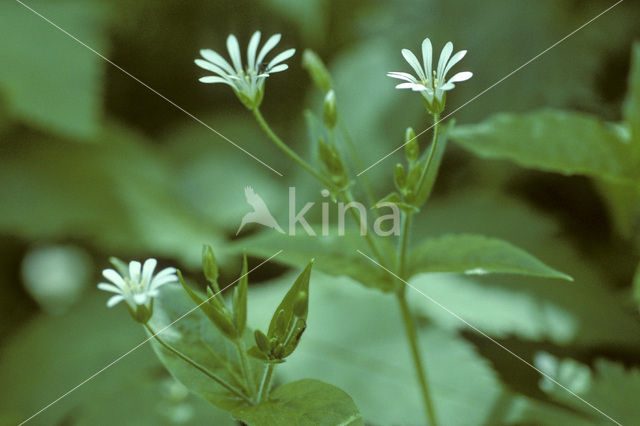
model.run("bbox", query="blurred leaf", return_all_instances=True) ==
[0,124,223,266]
[595,179,640,239]
[450,110,638,185]
[148,285,262,411]
[503,395,596,426]
[624,42,640,152]
[536,353,640,425]
[247,272,505,425]
[232,379,362,426]
[0,291,234,425]
[258,0,327,44]
[234,230,394,291]
[408,234,572,280]
[0,0,107,138]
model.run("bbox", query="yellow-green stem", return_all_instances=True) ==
[256,363,276,403]
[235,340,256,397]
[416,114,440,193]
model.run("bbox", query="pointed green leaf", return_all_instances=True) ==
[232,379,363,426]
[450,110,638,185]
[408,234,572,280]
[267,261,313,340]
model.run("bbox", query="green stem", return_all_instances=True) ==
[256,363,276,403]
[252,108,331,186]
[397,211,411,277]
[235,340,256,397]
[342,189,386,267]
[396,291,438,426]
[338,120,378,208]
[416,114,440,193]
[145,324,251,404]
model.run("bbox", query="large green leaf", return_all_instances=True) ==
[233,230,395,291]
[148,285,262,411]
[0,292,234,425]
[450,110,638,185]
[408,234,572,280]
[232,379,363,426]
[0,0,107,138]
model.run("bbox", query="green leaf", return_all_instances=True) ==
[232,379,363,426]
[408,234,572,280]
[233,253,249,336]
[0,0,107,138]
[149,286,262,411]
[450,110,639,185]
[232,230,395,291]
[624,42,640,154]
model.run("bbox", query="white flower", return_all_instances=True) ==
[195,31,295,109]
[98,258,177,315]
[387,38,472,113]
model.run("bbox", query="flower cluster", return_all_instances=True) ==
[98,258,177,323]
[195,31,295,109]
[387,38,472,114]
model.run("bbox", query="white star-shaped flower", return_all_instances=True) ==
[98,258,177,322]
[387,38,472,114]
[195,31,295,109]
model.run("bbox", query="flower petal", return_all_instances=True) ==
[395,82,417,89]
[194,59,229,77]
[150,275,177,291]
[268,64,288,73]
[387,71,417,82]
[247,31,261,70]
[129,261,141,281]
[401,49,426,80]
[226,34,243,73]
[442,50,467,79]
[133,293,147,305]
[141,258,157,285]
[102,269,126,289]
[267,48,295,69]
[107,295,125,308]
[98,283,122,294]
[436,42,453,80]
[421,38,433,78]
[447,71,473,83]
[256,34,282,66]
[200,49,235,75]
[199,76,234,86]
[440,82,456,91]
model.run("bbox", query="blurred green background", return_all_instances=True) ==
[2,0,640,424]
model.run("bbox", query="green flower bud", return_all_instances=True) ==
[318,138,348,187]
[302,49,332,92]
[323,90,337,129]
[202,244,218,285]
[404,128,419,163]
[293,291,308,318]
[394,163,407,191]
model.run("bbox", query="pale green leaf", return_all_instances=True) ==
[450,110,638,185]
[408,234,572,280]
[232,379,363,426]
[0,0,107,138]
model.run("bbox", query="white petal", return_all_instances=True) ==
[133,293,147,305]
[199,76,234,86]
[401,49,426,80]
[154,267,177,280]
[98,283,122,294]
[129,261,141,281]
[447,71,473,83]
[387,72,417,82]
[107,295,125,308]
[141,258,157,285]
[247,31,261,70]
[411,84,431,92]
[436,42,453,80]
[442,50,467,79]
[226,34,243,72]
[435,88,445,102]
[440,82,456,91]
[102,269,126,289]
[268,64,288,73]
[150,275,177,290]
[395,82,416,89]
[267,48,295,69]
[200,49,234,75]
[194,59,229,77]
[256,34,282,66]
[421,38,433,77]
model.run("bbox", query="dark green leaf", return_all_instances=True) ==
[408,234,572,280]
[624,42,640,153]
[232,379,363,426]
[450,110,638,184]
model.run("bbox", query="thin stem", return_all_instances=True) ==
[145,324,251,404]
[252,108,331,186]
[397,211,411,277]
[396,291,438,426]
[235,340,256,397]
[416,113,440,193]
[256,363,276,403]
[338,119,378,207]
[342,189,386,267]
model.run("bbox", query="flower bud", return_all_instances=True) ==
[202,244,218,285]
[323,90,337,129]
[302,49,332,92]
[394,163,407,191]
[293,291,308,318]
[404,128,419,163]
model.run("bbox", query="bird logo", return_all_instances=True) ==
[236,186,285,235]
